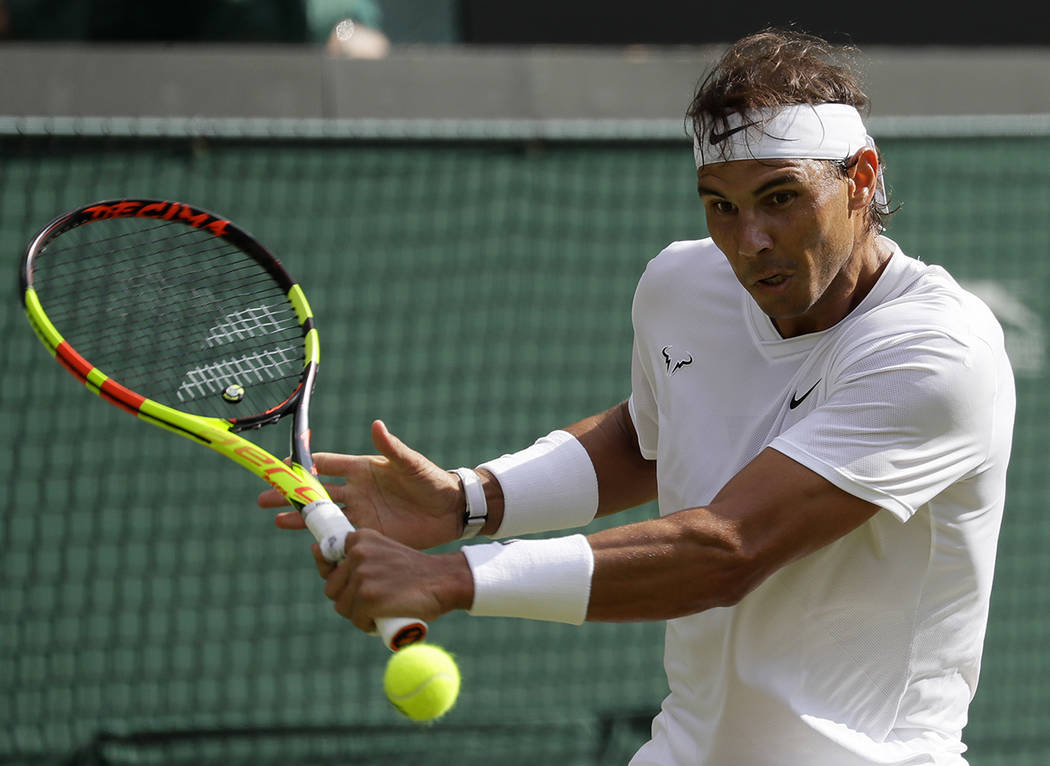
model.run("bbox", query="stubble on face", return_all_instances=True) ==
[699,159,876,337]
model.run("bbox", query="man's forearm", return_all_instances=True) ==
[565,400,657,516]
[473,400,656,535]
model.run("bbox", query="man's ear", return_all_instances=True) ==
[846,147,880,211]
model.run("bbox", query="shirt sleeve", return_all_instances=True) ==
[769,327,1002,522]
[629,334,659,461]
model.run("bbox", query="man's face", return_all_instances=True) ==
[697,158,863,337]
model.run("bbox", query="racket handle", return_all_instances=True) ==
[301,500,429,651]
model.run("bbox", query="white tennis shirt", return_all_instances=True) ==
[627,238,1015,766]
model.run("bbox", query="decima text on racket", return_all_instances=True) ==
[82,200,231,236]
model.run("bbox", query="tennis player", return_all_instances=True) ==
[261,29,1015,765]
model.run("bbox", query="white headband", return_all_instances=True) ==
[694,103,887,208]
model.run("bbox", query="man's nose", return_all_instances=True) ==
[737,211,774,258]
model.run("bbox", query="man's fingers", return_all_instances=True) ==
[258,478,344,508]
[274,510,307,530]
[374,419,421,464]
[372,419,425,470]
[323,556,352,600]
[257,488,288,509]
[312,542,337,579]
[312,545,361,626]
[311,452,359,477]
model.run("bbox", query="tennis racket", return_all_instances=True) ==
[20,198,428,651]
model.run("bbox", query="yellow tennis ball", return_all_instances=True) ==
[383,643,460,722]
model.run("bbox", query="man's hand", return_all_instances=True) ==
[311,530,474,633]
[258,419,464,550]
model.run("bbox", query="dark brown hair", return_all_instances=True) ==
[688,29,893,230]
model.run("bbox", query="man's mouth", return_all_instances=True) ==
[755,273,790,287]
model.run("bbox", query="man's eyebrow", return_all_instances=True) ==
[697,170,804,199]
[696,182,723,198]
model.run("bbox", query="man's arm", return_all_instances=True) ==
[585,446,879,621]
[318,422,878,632]
[474,400,658,535]
[309,401,657,632]
[567,400,659,517]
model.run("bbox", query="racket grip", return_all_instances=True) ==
[302,498,356,562]
[300,499,429,651]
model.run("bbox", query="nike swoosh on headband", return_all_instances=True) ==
[708,122,758,146]
[695,104,873,168]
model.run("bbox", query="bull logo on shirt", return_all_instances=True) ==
[662,346,694,375]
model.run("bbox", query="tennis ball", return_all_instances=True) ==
[383,643,460,722]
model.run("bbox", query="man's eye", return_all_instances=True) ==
[711,200,735,214]
[768,191,796,206]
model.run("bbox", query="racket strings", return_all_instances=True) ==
[32,217,305,420]
[42,225,267,309]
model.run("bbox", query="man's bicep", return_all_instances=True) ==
[709,447,880,582]
[772,332,1002,521]
[586,447,878,621]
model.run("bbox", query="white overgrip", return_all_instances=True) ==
[300,499,428,651]
[301,498,354,561]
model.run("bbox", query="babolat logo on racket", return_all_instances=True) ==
[175,344,301,403]
[82,200,231,236]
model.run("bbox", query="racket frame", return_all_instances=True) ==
[20,199,427,650]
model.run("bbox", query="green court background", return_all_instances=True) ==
[1,127,1047,764]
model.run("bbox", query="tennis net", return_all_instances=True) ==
[1,117,1047,765]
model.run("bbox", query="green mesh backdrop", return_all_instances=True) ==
[1,125,1047,765]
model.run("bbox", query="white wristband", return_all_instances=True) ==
[452,467,487,539]
[462,535,594,625]
[478,430,599,539]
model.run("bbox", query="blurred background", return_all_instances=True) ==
[1,2,1047,764]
